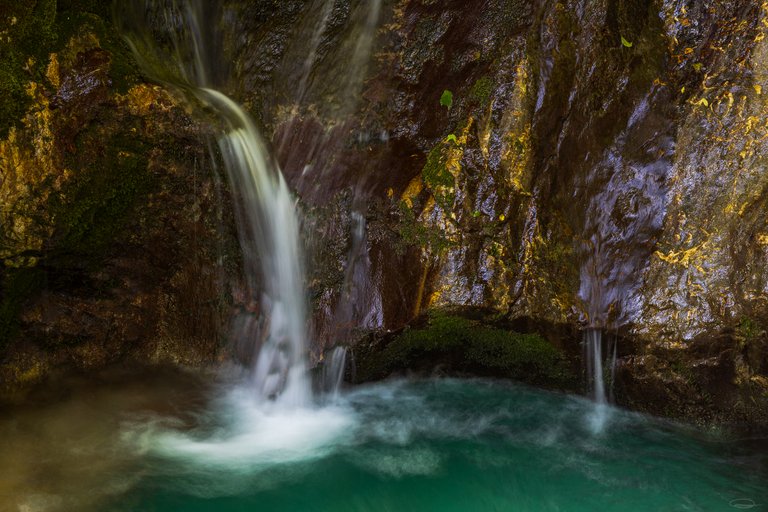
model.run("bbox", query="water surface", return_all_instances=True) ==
[2,371,766,511]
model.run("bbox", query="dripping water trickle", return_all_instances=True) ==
[585,328,606,404]
[320,346,348,403]
[584,328,618,433]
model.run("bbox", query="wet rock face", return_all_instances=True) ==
[614,327,768,432]
[242,0,674,339]
[1,0,767,428]
[232,0,768,426]
[0,3,235,388]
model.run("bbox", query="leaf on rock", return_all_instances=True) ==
[440,90,453,109]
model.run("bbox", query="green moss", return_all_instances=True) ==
[49,123,151,268]
[0,1,140,138]
[357,312,575,387]
[396,200,455,253]
[0,0,58,137]
[421,140,458,214]
[55,10,141,93]
[0,266,45,351]
[470,76,494,104]
[737,317,761,340]
[395,135,466,253]
[422,144,453,190]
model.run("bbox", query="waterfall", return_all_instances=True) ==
[119,0,381,406]
[119,1,309,405]
[199,88,311,406]
[320,346,348,402]
[584,328,606,404]
[583,328,619,433]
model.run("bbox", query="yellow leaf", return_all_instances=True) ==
[621,36,633,48]
[754,85,763,95]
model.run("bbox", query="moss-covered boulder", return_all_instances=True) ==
[353,311,577,391]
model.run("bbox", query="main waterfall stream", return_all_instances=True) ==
[121,0,321,406]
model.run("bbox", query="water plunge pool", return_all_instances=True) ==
[1,368,765,511]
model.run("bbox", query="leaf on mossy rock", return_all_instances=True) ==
[621,36,633,48]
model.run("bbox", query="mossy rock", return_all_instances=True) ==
[0,0,140,138]
[354,312,577,389]
[0,266,46,352]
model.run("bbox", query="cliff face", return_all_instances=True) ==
[1,0,766,429]
[0,1,233,387]
[247,0,768,428]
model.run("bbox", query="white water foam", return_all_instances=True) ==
[125,384,355,469]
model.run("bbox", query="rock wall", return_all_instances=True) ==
[1,0,766,429]
[0,1,234,389]
[249,0,768,428]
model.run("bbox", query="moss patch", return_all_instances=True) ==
[0,0,57,137]
[470,76,494,104]
[50,124,152,268]
[421,142,455,206]
[355,312,576,388]
[0,0,140,137]
[0,266,45,352]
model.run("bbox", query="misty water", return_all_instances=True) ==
[2,369,766,512]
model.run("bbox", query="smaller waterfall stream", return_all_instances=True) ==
[584,329,608,433]
[584,328,618,433]
[585,329,606,405]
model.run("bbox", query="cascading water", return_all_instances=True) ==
[584,328,610,433]
[320,346,348,402]
[110,0,383,469]
[577,93,670,431]
[119,0,381,409]
[203,88,311,406]
[584,328,606,404]
[121,0,310,406]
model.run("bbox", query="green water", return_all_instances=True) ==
[104,378,767,512]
